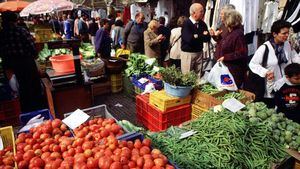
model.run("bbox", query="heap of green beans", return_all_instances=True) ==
[148,110,287,169]
[217,92,245,101]
[200,84,220,94]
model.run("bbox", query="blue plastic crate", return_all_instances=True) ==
[117,132,180,169]
[132,74,163,90]
[19,109,53,126]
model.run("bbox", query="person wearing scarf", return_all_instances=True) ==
[249,20,300,108]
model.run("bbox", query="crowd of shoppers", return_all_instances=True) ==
[0,3,299,120]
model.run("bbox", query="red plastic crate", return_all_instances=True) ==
[136,94,191,131]
[0,99,21,126]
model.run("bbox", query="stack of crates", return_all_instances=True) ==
[136,90,191,131]
[110,74,123,93]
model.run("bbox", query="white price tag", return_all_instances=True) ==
[222,98,245,113]
[179,130,197,139]
[153,66,160,72]
[145,58,156,65]
[62,109,90,129]
[138,78,148,84]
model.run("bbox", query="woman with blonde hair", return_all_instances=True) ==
[217,9,248,88]
[144,19,165,63]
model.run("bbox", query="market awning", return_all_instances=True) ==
[0,0,31,12]
[20,0,75,16]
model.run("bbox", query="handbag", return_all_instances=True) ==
[244,44,269,101]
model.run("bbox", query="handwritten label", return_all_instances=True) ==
[222,98,245,113]
[62,109,90,129]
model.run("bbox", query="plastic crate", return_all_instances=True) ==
[0,126,16,155]
[111,74,123,93]
[149,90,191,111]
[136,95,191,131]
[19,109,53,126]
[117,132,180,169]
[0,99,20,126]
[191,104,208,120]
[132,74,163,91]
[64,104,116,120]
[134,86,144,95]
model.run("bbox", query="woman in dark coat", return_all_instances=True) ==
[0,12,44,112]
[217,9,248,88]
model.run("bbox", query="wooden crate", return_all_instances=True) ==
[192,90,221,109]
[191,104,208,120]
[213,89,256,104]
[0,126,16,155]
[192,89,255,109]
[149,90,191,111]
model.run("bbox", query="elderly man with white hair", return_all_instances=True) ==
[181,3,211,77]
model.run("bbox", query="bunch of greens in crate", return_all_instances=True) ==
[161,65,197,87]
[199,83,219,94]
[148,106,287,169]
[37,44,71,63]
[80,43,95,59]
[217,91,245,100]
[125,53,160,77]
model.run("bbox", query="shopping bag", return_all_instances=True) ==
[207,62,238,91]
[116,49,130,59]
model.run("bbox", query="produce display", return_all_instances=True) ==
[239,102,300,151]
[125,53,160,77]
[0,146,15,168]
[217,92,245,101]
[38,44,71,63]
[199,83,219,94]
[161,65,197,87]
[149,102,288,169]
[6,117,174,169]
[79,43,95,59]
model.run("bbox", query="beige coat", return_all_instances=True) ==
[144,28,161,58]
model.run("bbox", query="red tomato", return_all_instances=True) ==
[140,146,151,156]
[110,161,122,169]
[52,119,62,128]
[23,150,35,161]
[18,160,29,169]
[86,157,98,169]
[142,139,152,147]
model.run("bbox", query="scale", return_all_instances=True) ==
[41,40,83,88]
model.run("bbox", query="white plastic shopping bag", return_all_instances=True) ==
[207,62,238,91]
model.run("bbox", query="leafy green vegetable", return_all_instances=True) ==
[217,92,245,101]
[125,53,160,77]
[199,83,220,94]
[161,65,197,87]
[80,43,95,59]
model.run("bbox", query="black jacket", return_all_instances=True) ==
[181,19,210,53]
